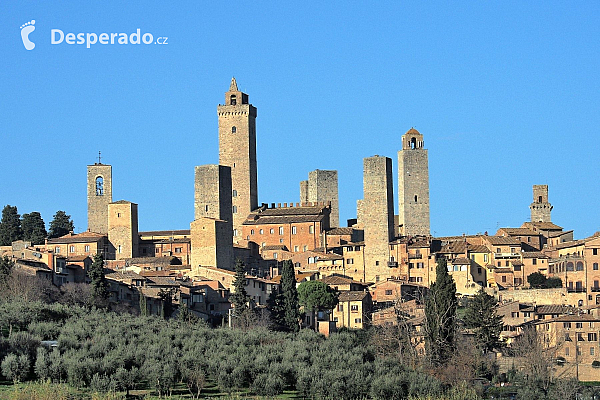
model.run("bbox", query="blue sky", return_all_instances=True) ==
[1,2,599,239]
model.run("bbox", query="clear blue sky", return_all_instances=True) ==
[2,2,599,239]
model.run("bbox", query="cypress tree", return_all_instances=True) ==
[464,288,504,353]
[0,205,23,245]
[48,210,74,239]
[281,260,300,332]
[22,212,47,244]
[229,259,249,319]
[89,253,109,303]
[425,257,457,366]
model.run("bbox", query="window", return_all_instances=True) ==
[351,305,359,311]
[594,263,599,271]
[565,347,570,356]
[385,290,392,295]
[594,248,598,256]
[484,254,488,263]
[175,247,182,253]
[514,265,521,272]
[233,229,238,237]
[69,246,75,253]
[117,212,121,218]
[505,261,510,267]
[232,189,237,197]
[309,225,314,234]
[588,333,597,341]
[95,176,104,196]
[355,318,362,324]
[478,267,482,274]
[338,304,343,311]
[294,246,299,252]
[155,248,160,253]
[232,126,237,133]
[502,276,507,283]
[303,245,307,252]
[496,248,501,253]
[230,95,236,105]
[273,252,278,259]
[251,229,255,235]
[55,247,60,254]
[118,245,122,254]
[576,322,583,329]
[566,262,574,271]
[270,228,274,234]
[232,205,237,214]
[414,195,418,202]
[292,226,297,235]
[564,322,572,329]
[279,238,283,243]
[259,229,263,234]
[576,262,584,271]
[375,261,379,266]
[279,227,284,235]
[591,347,595,356]
[347,258,354,264]
[533,258,537,265]
[85,245,90,252]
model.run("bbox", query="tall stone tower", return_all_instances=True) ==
[398,128,430,237]
[107,200,139,260]
[300,170,339,227]
[218,78,258,241]
[191,165,234,270]
[530,185,553,222]
[362,156,395,282]
[87,163,112,234]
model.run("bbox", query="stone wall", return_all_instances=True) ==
[87,164,112,234]
[107,201,139,260]
[307,169,339,228]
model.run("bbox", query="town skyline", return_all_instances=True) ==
[2,2,599,238]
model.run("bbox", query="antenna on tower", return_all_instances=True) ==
[98,151,102,164]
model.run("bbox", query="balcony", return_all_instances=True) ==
[494,253,520,259]
[567,287,586,293]
[408,254,422,259]
[591,287,600,293]
[387,261,398,268]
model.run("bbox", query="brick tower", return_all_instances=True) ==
[398,128,430,237]
[530,185,553,222]
[218,78,258,241]
[87,162,112,234]
[362,156,395,282]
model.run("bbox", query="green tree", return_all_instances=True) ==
[425,257,457,366]
[229,259,249,320]
[21,212,47,244]
[158,287,177,319]
[0,256,14,287]
[527,272,547,289]
[0,205,23,246]
[546,276,563,288]
[281,260,300,332]
[297,280,338,330]
[1,353,30,383]
[88,253,109,303]
[48,210,74,239]
[464,288,504,353]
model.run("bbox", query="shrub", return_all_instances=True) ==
[1,353,30,383]
[251,372,284,396]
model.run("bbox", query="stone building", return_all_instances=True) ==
[398,128,430,237]
[218,78,258,241]
[87,163,112,234]
[362,155,395,283]
[107,200,139,260]
[530,184,553,223]
[300,169,339,228]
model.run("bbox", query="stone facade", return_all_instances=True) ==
[218,78,258,241]
[190,218,234,271]
[194,165,233,226]
[300,170,339,228]
[87,163,112,234]
[398,128,430,237]
[107,201,139,260]
[530,184,553,223]
[362,156,395,283]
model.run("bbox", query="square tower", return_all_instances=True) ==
[398,128,430,237]
[87,163,112,234]
[530,185,553,222]
[362,156,395,282]
[194,165,233,226]
[300,169,340,227]
[218,78,258,243]
[107,200,139,260]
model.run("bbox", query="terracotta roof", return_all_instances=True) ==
[440,241,468,254]
[47,232,105,244]
[127,256,178,265]
[154,238,190,244]
[66,255,91,262]
[548,230,573,238]
[138,230,190,237]
[405,128,421,135]
[105,270,145,281]
[469,245,490,253]
[554,240,585,250]
[146,277,179,286]
[523,221,563,230]
[262,245,287,251]
[320,275,366,286]
[327,227,354,236]
[271,272,316,284]
[243,215,326,225]
[111,200,136,204]
[535,305,573,315]
[338,291,369,302]
[316,253,343,261]
[511,260,524,266]
[497,228,538,236]
[452,257,471,265]
[484,236,521,246]
[139,270,178,277]
[494,268,513,273]
[522,252,548,259]
[552,314,600,322]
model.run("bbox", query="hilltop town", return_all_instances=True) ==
[2,78,599,384]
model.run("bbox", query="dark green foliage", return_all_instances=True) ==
[0,205,23,246]
[229,259,249,319]
[158,287,176,319]
[88,253,109,304]
[464,288,504,353]
[527,271,547,288]
[21,212,47,244]
[0,256,14,287]
[1,352,30,383]
[270,259,300,332]
[297,280,338,313]
[546,276,563,288]
[48,210,74,239]
[425,257,457,366]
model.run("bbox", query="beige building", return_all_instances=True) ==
[333,291,372,329]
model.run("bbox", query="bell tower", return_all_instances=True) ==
[87,157,112,234]
[530,185,553,222]
[218,78,258,241]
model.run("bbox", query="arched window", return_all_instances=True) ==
[232,126,237,133]
[230,95,237,105]
[566,262,574,271]
[95,176,104,196]
[232,189,237,197]
[414,195,418,202]
[576,261,584,271]
[232,205,237,214]
[410,137,416,149]
[538,196,543,203]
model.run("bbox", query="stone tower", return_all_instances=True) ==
[87,163,112,234]
[107,200,139,260]
[362,156,394,282]
[530,185,552,222]
[218,78,258,241]
[194,165,233,224]
[300,170,339,227]
[398,128,430,237]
